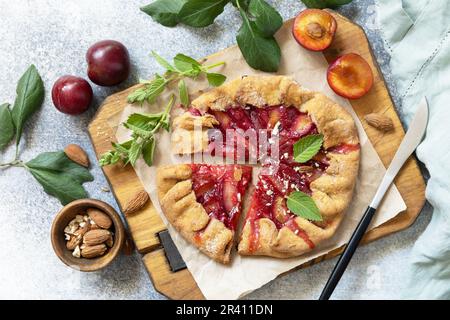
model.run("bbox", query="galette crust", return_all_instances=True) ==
[169,75,360,259]
[156,164,234,264]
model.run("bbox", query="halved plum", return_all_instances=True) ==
[291,113,314,135]
[293,9,337,51]
[327,53,374,99]
[190,164,252,230]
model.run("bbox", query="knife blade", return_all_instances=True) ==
[319,97,429,300]
[370,97,429,209]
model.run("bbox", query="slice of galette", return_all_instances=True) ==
[170,75,360,259]
[156,164,252,264]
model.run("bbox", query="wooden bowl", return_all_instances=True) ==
[51,199,125,272]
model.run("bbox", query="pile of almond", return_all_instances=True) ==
[64,208,114,259]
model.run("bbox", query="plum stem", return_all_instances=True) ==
[0,159,23,169]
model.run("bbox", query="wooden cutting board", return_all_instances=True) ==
[88,11,426,300]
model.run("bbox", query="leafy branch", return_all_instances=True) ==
[128,51,226,106]
[141,0,283,72]
[100,95,175,167]
[0,65,93,205]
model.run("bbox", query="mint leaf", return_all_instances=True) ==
[127,140,143,166]
[127,75,167,104]
[301,0,352,9]
[287,191,322,221]
[206,72,226,87]
[151,50,176,72]
[178,79,190,106]
[123,122,153,139]
[248,0,282,37]
[141,0,187,27]
[142,138,156,166]
[26,151,94,205]
[178,0,230,27]
[0,103,15,150]
[236,8,281,72]
[293,134,323,163]
[173,53,202,74]
[126,113,160,130]
[11,65,45,146]
[99,141,132,166]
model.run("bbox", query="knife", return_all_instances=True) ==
[319,97,429,300]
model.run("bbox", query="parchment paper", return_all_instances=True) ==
[114,20,406,300]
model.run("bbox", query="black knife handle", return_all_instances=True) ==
[319,206,377,300]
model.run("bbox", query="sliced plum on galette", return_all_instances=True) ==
[167,75,360,259]
[156,164,252,264]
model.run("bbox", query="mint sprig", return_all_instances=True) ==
[286,191,322,221]
[293,134,324,163]
[127,51,226,106]
[100,95,175,167]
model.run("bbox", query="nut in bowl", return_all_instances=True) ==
[51,199,125,272]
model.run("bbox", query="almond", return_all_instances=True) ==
[297,166,313,173]
[123,190,149,215]
[87,208,112,229]
[81,244,107,258]
[83,229,111,246]
[64,144,90,167]
[105,234,114,247]
[364,113,394,132]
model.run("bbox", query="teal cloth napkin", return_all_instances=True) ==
[377,0,450,299]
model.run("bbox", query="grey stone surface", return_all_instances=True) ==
[0,0,431,299]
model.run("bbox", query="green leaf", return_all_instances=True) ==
[142,138,156,166]
[112,140,133,155]
[301,0,352,9]
[231,0,250,10]
[0,103,15,150]
[178,0,230,27]
[123,122,153,139]
[178,79,190,106]
[127,76,167,104]
[11,65,45,146]
[248,0,283,37]
[26,151,94,205]
[206,72,226,87]
[293,134,323,163]
[99,141,132,166]
[151,50,176,72]
[173,53,202,74]
[27,151,93,184]
[128,140,143,166]
[141,0,187,27]
[236,9,281,72]
[126,113,161,130]
[287,191,322,221]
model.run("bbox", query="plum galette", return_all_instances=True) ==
[157,75,360,263]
